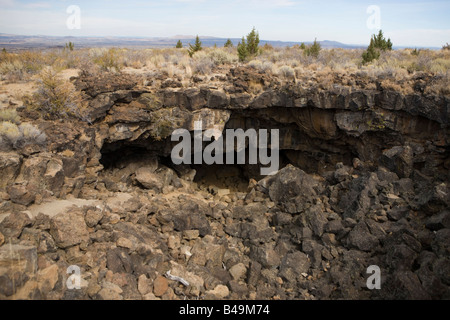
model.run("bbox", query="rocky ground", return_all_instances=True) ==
[0,66,449,300]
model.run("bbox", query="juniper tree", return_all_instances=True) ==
[305,38,321,58]
[246,27,260,56]
[362,38,381,63]
[176,40,183,48]
[236,27,261,62]
[362,30,393,63]
[65,41,74,51]
[237,37,248,62]
[224,39,233,48]
[188,35,202,57]
[372,30,392,51]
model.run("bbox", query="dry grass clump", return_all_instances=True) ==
[276,65,295,80]
[149,108,184,141]
[177,48,237,75]
[90,48,124,72]
[0,121,46,151]
[0,48,83,81]
[0,108,21,124]
[248,60,274,73]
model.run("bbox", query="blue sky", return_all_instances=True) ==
[0,0,449,47]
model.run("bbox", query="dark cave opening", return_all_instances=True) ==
[99,137,293,192]
[98,108,364,192]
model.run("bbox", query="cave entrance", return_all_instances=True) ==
[99,138,292,193]
[192,164,248,192]
[100,144,154,171]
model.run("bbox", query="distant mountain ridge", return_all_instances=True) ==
[0,33,366,50]
[0,33,439,50]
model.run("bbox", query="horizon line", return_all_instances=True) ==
[0,32,443,50]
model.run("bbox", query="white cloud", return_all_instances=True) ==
[0,0,51,9]
[23,2,51,9]
[0,7,172,37]
[0,0,15,7]
[252,0,296,7]
[0,9,64,34]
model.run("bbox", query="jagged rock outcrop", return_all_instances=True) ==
[0,67,449,300]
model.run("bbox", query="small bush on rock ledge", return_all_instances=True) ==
[0,121,46,151]
[0,108,21,124]
[23,67,83,120]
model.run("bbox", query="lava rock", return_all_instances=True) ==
[302,204,328,237]
[0,152,22,190]
[7,184,36,206]
[135,167,163,191]
[106,248,133,274]
[346,221,379,252]
[247,261,262,287]
[379,146,413,178]
[385,271,430,300]
[152,275,168,297]
[249,244,281,268]
[0,211,32,238]
[426,210,450,231]
[229,263,247,281]
[386,244,417,271]
[279,251,310,281]
[84,208,104,228]
[50,211,89,249]
[266,165,319,214]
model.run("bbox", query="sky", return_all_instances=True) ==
[0,0,449,47]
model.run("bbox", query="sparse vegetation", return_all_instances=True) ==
[237,27,261,62]
[246,27,260,56]
[92,48,123,72]
[237,37,249,62]
[139,92,162,111]
[0,38,448,110]
[65,42,74,51]
[304,38,321,58]
[0,108,21,124]
[277,65,295,80]
[0,50,50,81]
[188,35,203,57]
[0,121,46,151]
[224,39,233,48]
[23,67,83,120]
[262,43,273,51]
[362,30,393,64]
[149,109,183,141]
[206,48,238,65]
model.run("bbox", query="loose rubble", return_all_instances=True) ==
[0,67,449,300]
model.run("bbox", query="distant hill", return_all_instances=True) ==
[0,33,439,50]
[0,33,367,50]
